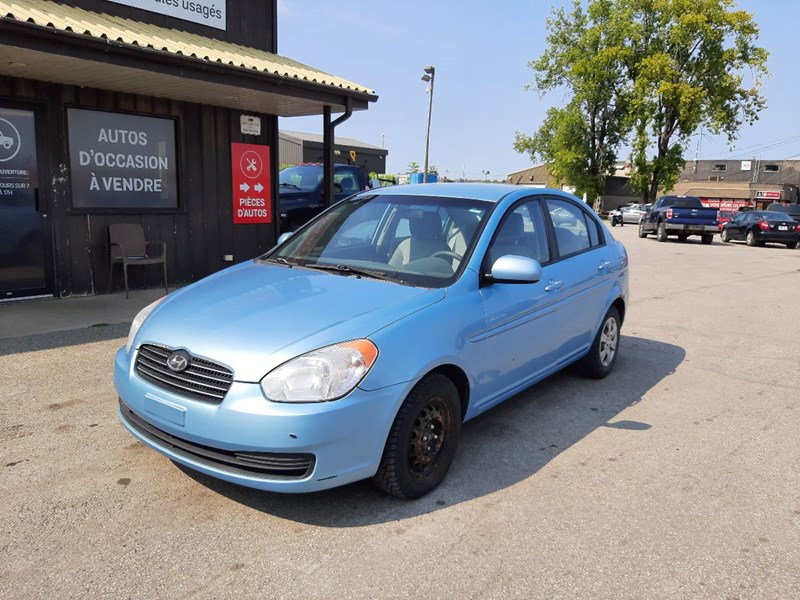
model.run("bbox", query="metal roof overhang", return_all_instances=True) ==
[0,5,377,117]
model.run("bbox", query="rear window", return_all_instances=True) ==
[660,196,704,208]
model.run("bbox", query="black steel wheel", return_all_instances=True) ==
[578,306,621,379]
[656,222,668,242]
[373,374,461,499]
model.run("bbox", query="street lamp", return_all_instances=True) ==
[421,65,435,183]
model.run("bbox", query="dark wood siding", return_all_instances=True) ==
[50,0,276,52]
[0,74,279,297]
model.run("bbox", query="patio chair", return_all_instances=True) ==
[108,224,168,299]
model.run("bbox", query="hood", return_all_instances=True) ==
[135,261,444,382]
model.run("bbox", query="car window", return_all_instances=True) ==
[545,198,594,256]
[487,200,550,265]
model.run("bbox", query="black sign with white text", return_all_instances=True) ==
[68,108,178,209]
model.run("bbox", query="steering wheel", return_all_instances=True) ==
[431,250,464,261]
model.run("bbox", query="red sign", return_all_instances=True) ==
[231,143,271,224]
[755,190,781,199]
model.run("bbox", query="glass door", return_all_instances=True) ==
[0,107,49,300]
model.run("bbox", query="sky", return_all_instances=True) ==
[277,0,800,180]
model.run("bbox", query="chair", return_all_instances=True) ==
[109,224,168,299]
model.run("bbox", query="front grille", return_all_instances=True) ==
[135,344,233,403]
[119,399,315,479]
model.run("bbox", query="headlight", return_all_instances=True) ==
[261,339,378,402]
[125,297,164,352]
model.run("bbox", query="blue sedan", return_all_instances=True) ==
[115,184,629,499]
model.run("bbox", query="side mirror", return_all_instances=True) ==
[490,255,542,284]
[277,232,294,246]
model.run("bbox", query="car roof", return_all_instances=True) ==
[367,183,574,203]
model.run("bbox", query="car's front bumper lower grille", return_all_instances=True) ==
[135,344,233,403]
[119,399,315,479]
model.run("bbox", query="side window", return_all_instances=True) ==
[334,169,361,194]
[545,199,592,257]
[487,200,550,265]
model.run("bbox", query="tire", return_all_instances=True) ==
[578,306,621,379]
[656,222,668,242]
[787,242,798,249]
[701,234,713,245]
[638,222,648,238]
[677,233,688,242]
[746,230,757,247]
[611,221,617,227]
[373,373,462,499]
[720,229,730,243]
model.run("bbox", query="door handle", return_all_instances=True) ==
[598,261,611,271]
[544,279,563,292]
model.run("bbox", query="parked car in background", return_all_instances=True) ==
[115,184,629,499]
[638,195,718,244]
[766,202,800,224]
[278,163,369,233]
[621,204,647,224]
[717,210,737,232]
[720,210,799,248]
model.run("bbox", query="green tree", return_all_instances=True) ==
[620,0,768,202]
[407,161,420,174]
[515,0,628,210]
[428,165,439,175]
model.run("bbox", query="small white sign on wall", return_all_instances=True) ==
[741,160,752,171]
[240,115,262,136]
[106,0,227,31]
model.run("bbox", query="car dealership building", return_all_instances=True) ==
[0,0,375,300]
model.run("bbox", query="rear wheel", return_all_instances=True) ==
[787,241,798,249]
[677,233,688,242]
[701,234,713,245]
[578,306,621,379]
[638,222,648,238]
[746,230,757,247]
[656,222,668,242]
[373,374,462,499]
[720,229,730,243]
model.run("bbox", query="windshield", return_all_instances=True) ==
[265,194,491,288]
[279,165,323,192]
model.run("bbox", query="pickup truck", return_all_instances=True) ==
[638,195,718,244]
[278,163,369,232]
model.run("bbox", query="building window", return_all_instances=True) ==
[764,164,779,172]
[712,164,727,172]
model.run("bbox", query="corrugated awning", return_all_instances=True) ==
[0,0,377,116]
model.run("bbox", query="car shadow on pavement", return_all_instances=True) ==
[178,334,685,526]
[0,324,129,356]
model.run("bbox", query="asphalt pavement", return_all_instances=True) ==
[1,227,799,599]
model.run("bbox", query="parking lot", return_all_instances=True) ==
[1,225,799,599]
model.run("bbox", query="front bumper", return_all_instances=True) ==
[114,347,408,493]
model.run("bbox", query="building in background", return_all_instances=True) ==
[279,131,387,176]
[0,0,375,300]
[673,159,800,210]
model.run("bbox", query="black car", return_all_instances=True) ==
[766,202,800,224]
[720,210,799,249]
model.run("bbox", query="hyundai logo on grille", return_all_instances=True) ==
[166,350,191,372]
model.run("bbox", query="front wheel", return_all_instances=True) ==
[578,306,621,379]
[701,234,713,245]
[656,222,668,242]
[373,374,462,499]
[638,222,648,238]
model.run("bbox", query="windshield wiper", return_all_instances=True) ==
[304,263,398,282]
[259,256,295,267]
[279,182,301,190]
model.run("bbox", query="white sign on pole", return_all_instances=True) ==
[105,0,227,31]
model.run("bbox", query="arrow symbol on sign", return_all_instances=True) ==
[239,182,250,192]
[254,183,264,193]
